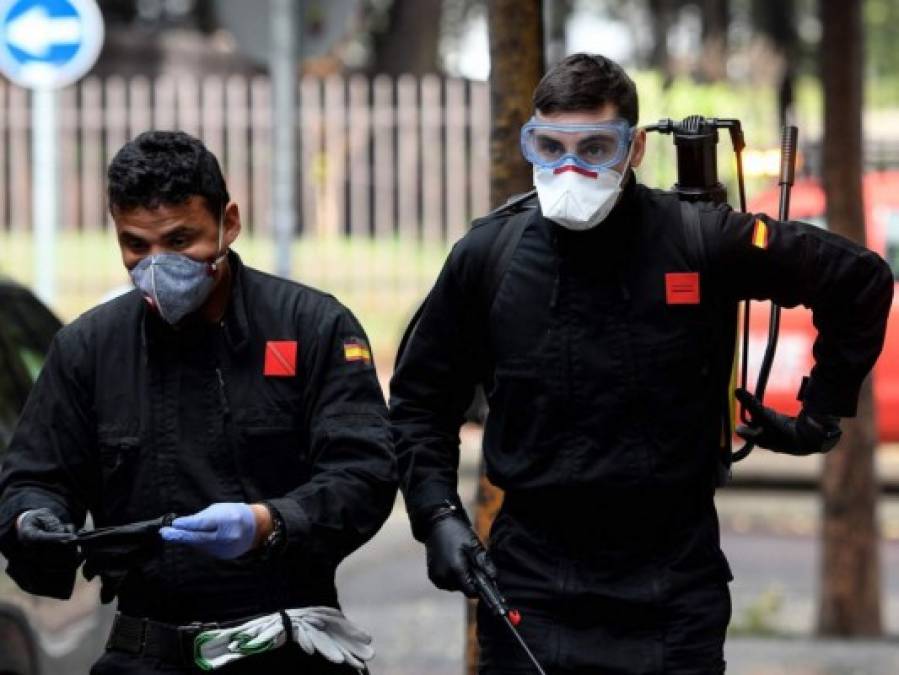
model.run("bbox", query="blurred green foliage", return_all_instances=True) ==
[728,586,786,637]
[0,231,449,364]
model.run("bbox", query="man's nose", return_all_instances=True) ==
[146,244,170,257]
[128,245,168,268]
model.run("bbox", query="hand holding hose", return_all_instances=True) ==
[17,508,76,546]
[425,514,497,597]
[160,503,261,559]
[421,502,546,673]
[735,389,842,456]
[16,509,80,575]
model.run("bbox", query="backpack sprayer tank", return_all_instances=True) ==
[644,116,799,464]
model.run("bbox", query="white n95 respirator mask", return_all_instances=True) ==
[533,163,629,231]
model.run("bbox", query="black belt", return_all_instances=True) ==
[106,612,247,667]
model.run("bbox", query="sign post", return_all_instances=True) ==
[32,87,57,306]
[270,0,297,280]
[0,0,104,306]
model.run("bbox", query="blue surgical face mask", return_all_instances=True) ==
[129,219,227,325]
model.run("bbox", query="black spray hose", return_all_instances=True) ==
[732,125,798,462]
[465,549,547,675]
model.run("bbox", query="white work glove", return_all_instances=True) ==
[294,607,375,668]
[193,606,374,671]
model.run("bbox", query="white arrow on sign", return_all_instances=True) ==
[5,5,82,58]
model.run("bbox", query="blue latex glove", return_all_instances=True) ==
[159,503,257,559]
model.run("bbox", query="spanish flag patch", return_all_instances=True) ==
[751,218,769,249]
[343,337,372,364]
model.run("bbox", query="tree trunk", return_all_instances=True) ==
[366,0,443,76]
[465,4,543,673]
[486,0,544,209]
[464,469,508,674]
[817,0,882,637]
[647,0,674,79]
[698,0,729,81]
[545,0,574,69]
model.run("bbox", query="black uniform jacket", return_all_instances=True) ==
[0,251,398,623]
[390,177,893,557]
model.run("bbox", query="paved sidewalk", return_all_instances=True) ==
[727,444,899,491]
[725,636,899,674]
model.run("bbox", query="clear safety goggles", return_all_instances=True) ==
[520,117,635,172]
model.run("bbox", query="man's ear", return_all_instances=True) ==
[222,201,242,248]
[629,128,647,169]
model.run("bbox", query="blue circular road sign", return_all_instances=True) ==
[0,0,104,89]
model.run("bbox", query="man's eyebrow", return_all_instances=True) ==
[576,134,616,143]
[535,132,566,141]
[162,225,197,238]
[118,230,148,242]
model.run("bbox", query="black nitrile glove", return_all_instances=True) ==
[18,509,76,545]
[735,388,842,456]
[16,508,80,572]
[79,514,174,604]
[425,509,496,598]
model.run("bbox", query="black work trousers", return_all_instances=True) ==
[477,494,732,674]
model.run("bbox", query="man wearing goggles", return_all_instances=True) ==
[521,116,639,230]
[520,118,635,172]
[391,53,892,674]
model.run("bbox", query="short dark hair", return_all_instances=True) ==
[533,53,639,126]
[107,130,230,219]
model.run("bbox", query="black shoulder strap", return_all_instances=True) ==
[488,188,537,217]
[395,198,536,367]
[482,207,533,312]
[679,198,741,483]
[679,200,707,272]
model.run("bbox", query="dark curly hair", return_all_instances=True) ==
[533,53,639,126]
[107,130,230,219]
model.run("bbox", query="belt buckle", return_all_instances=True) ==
[178,620,213,642]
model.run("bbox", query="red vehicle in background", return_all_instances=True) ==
[746,171,899,442]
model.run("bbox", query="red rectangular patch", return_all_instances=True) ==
[665,272,700,305]
[264,341,297,377]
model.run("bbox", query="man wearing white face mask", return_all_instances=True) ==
[0,131,397,674]
[390,53,892,673]
[524,114,640,230]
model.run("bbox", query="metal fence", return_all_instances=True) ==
[0,74,495,352]
[0,73,491,241]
